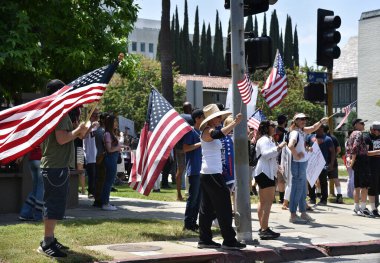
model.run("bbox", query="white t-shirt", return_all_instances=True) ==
[83,128,97,164]
[289,129,308,162]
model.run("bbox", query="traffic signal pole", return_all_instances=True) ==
[327,68,333,130]
[230,0,252,242]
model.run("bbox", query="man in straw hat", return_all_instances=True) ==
[288,113,328,224]
[197,104,246,250]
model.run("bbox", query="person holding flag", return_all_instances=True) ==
[37,80,88,258]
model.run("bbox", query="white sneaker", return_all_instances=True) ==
[102,204,117,211]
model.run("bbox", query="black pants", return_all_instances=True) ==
[161,158,173,187]
[199,173,236,243]
[309,169,328,202]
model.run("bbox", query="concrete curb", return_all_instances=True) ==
[112,240,380,263]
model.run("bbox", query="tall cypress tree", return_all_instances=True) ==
[293,25,299,67]
[279,29,284,56]
[245,15,254,32]
[254,15,259,37]
[200,21,207,75]
[262,13,267,36]
[182,0,192,73]
[192,6,200,74]
[225,18,231,73]
[269,10,279,61]
[213,11,224,76]
[206,23,213,75]
[284,15,293,69]
[175,6,182,71]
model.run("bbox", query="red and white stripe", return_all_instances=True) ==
[237,74,253,104]
[0,84,106,164]
[261,67,288,109]
[129,109,191,196]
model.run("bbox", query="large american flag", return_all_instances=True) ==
[0,61,118,164]
[237,74,254,104]
[129,89,192,196]
[248,109,266,131]
[261,50,288,109]
[335,100,357,130]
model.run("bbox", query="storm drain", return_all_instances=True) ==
[107,244,162,252]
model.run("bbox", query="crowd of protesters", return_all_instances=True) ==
[13,89,380,257]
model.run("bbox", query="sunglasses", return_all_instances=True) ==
[297,118,306,121]
[359,122,365,125]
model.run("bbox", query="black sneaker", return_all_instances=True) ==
[336,194,344,204]
[198,240,221,249]
[317,200,327,206]
[372,209,380,218]
[259,228,281,240]
[37,241,67,258]
[53,238,69,250]
[362,208,375,218]
[221,240,246,250]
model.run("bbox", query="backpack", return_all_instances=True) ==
[285,131,299,147]
[248,142,261,168]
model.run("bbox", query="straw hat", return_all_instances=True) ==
[200,104,231,130]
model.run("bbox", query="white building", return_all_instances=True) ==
[127,18,161,59]
[357,9,380,123]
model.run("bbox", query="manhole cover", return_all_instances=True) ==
[108,244,162,252]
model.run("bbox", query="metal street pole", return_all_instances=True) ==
[327,68,333,129]
[230,0,252,242]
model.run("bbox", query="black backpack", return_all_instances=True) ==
[248,142,261,168]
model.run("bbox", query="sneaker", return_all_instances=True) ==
[102,203,117,211]
[301,213,316,223]
[18,216,35,221]
[197,240,221,249]
[317,200,327,206]
[221,240,246,250]
[53,238,69,250]
[372,209,380,218]
[336,194,344,204]
[183,225,198,232]
[362,208,375,218]
[289,215,308,224]
[37,242,67,258]
[354,208,364,216]
[259,228,280,240]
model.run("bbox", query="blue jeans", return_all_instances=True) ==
[20,160,44,220]
[184,175,201,228]
[289,160,308,213]
[102,152,118,205]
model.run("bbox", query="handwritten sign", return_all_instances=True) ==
[306,142,326,187]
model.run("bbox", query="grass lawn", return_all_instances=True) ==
[0,218,200,263]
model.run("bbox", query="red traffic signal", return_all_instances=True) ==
[317,9,341,68]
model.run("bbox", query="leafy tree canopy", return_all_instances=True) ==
[0,0,138,100]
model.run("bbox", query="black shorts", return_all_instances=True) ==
[327,168,338,179]
[255,172,275,189]
[353,155,370,188]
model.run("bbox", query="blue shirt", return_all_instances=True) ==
[183,128,202,176]
[306,133,333,164]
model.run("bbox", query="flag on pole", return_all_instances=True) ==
[237,74,254,104]
[0,61,119,164]
[261,50,288,109]
[335,101,357,130]
[129,88,192,196]
[248,109,266,131]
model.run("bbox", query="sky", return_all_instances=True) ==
[134,0,379,67]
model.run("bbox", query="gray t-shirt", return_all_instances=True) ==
[94,127,105,157]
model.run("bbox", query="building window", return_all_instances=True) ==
[131,42,137,52]
[140,42,145,52]
[149,43,154,53]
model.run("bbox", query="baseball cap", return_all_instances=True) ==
[372,121,380,130]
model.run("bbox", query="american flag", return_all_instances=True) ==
[129,89,192,196]
[335,101,357,130]
[248,109,266,131]
[261,50,288,109]
[237,74,254,104]
[0,61,118,164]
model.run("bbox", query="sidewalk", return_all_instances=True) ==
[2,193,378,262]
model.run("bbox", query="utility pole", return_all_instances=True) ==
[230,0,252,242]
[327,69,333,129]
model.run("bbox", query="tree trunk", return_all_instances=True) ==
[160,0,173,105]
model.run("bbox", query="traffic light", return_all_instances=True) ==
[245,35,272,72]
[224,0,269,16]
[304,83,325,102]
[317,9,341,68]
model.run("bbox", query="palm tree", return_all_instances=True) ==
[160,0,173,104]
